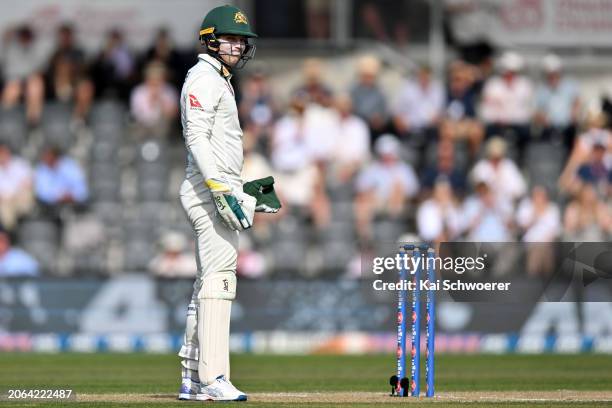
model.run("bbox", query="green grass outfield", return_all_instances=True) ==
[1,353,612,407]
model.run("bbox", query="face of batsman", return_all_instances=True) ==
[217,34,247,67]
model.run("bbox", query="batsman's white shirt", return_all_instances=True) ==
[181,53,243,190]
[179,53,242,293]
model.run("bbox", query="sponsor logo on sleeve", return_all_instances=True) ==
[189,94,205,111]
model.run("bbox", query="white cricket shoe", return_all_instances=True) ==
[196,375,247,402]
[178,377,200,400]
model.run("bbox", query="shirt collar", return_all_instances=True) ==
[199,54,232,80]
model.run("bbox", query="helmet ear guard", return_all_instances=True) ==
[200,27,220,52]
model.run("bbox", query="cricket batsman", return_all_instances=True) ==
[176,5,280,402]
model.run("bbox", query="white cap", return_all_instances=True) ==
[541,54,563,73]
[499,51,524,72]
[374,134,401,157]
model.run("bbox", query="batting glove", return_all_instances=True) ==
[243,176,282,213]
[206,178,255,230]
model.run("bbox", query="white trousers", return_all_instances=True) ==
[177,176,239,383]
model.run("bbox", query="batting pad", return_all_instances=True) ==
[198,297,232,384]
[199,272,236,300]
[179,302,199,364]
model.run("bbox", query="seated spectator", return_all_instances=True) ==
[439,60,483,156]
[417,178,462,243]
[480,52,533,159]
[149,231,196,278]
[91,28,135,100]
[141,28,184,89]
[516,186,561,242]
[563,184,611,241]
[1,24,46,124]
[44,24,94,121]
[0,143,33,231]
[571,142,611,197]
[0,230,39,277]
[34,146,88,212]
[239,64,277,139]
[328,93,371,183]
[560,111,611,194]
[130,62,178,138]
[294,58,333,107]
[534,54,580,149]
[271,91,311,172]
[462,181,514,241]
[271,91,330,227]
[516,187,561,277]
[421,139,467,197]
[354,134,419,242]
[470,137,527,203]
[243,126,274,181]
[393,64,444,141]
[350,55,389,137]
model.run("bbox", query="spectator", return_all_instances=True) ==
[149,231,197,278]
[417,178,462,243]
[560,111,611,194]
[516,187,561,277]
[516,186,561,242]
[34,146,88,211]
[420,139,467,197]
[480,52,533,159]
[563,184,611,241]
[393,64,444,141]
[462,181,514,241]
[271,91,311,172]
[439,60,483,156]
[350,55,389,137]
[1,24,46,124]
[354,134,419,242]
[271,91,330,227]
[239,64,277,139]
[571,142,611,198]
[243,126,274,182]
[44,23,93,120]
[91,28,135,100]
[0,230,39,277]
[294,58,333,107]
[534,54,580,148]
[470,137,527,203]
[328,93,371,183]
[130,62,178,138]
[0,143,33,231]
[141,28,184,89]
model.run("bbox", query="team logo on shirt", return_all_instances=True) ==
[189,94,205,111]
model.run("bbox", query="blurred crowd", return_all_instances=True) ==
[0,23,610,279]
